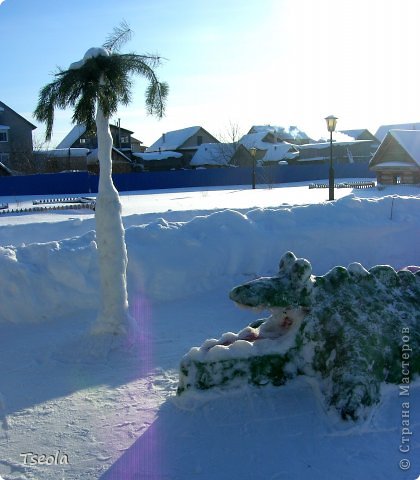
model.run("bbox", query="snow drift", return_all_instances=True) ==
[0,194,419,323]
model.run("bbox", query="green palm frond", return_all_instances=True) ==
[145,80,169,117]
[118,53,168,117]
[103,20,132,53]
[34,24,169,141]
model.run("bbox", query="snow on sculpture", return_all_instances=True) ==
[177,251,420,421]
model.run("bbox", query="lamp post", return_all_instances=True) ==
[325,115,338,201]
[250,147,257,189]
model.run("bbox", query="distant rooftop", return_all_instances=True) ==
[238,131,277,150]
[249,125,312,142]
[375,123,420,143]
[56,124,87,149]
[146,126,202,152]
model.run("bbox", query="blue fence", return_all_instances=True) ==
[0,163,375,197]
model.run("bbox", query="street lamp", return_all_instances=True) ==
[325,115,338,201]
[250,147,257,189]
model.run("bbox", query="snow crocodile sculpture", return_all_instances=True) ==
[177,252,420,420]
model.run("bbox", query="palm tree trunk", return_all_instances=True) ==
[91,104,129,335]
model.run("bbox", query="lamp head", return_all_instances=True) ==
[325,115,338,133]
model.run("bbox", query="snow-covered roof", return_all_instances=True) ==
[375,123,420,142]
[56,124,87,149]
[146,126,202,152]
[238,132,276,150]
[133,151,182,161]
[35,148,89,157]
[262,143,298,162]
[338,129,377,141]
[387,130,420,167]
[339,129,364,138]
[249,125,311,142]
[190,143,231,167]
[317,131,360,143]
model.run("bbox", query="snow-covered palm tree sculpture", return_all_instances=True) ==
[34,23,168,336]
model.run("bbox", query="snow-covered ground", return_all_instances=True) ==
[0,181,419,479]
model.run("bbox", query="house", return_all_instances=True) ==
[190,143,242,168]
[57,123,138,152]
[294,139,375,165]
[248,125,314,145]
[369,130,420,184]
[237,131,283,163]
[238,130,301,166]
[53,122,140,173]
[146,126,220,166]
[188,129,290,168]
[239,131,279,149]
[261,143,299,165]
[375,123,420,143]
[0,100,36,173]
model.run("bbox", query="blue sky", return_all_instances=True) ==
[1,0,420,147]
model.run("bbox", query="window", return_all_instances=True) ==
[120,136,129,144]
[0,130,8,142]
[79,138,87,144]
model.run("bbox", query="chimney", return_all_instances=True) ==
[162,133,166,143]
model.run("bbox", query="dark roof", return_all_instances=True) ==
[109,124,134,135]
[0,100,37,130]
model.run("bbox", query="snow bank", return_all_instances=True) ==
[126,194,420,302]
[0,194,419,323]
[0,233,99,323]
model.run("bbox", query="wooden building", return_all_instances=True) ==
[146,126,220,167]
[369,130,420,184]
